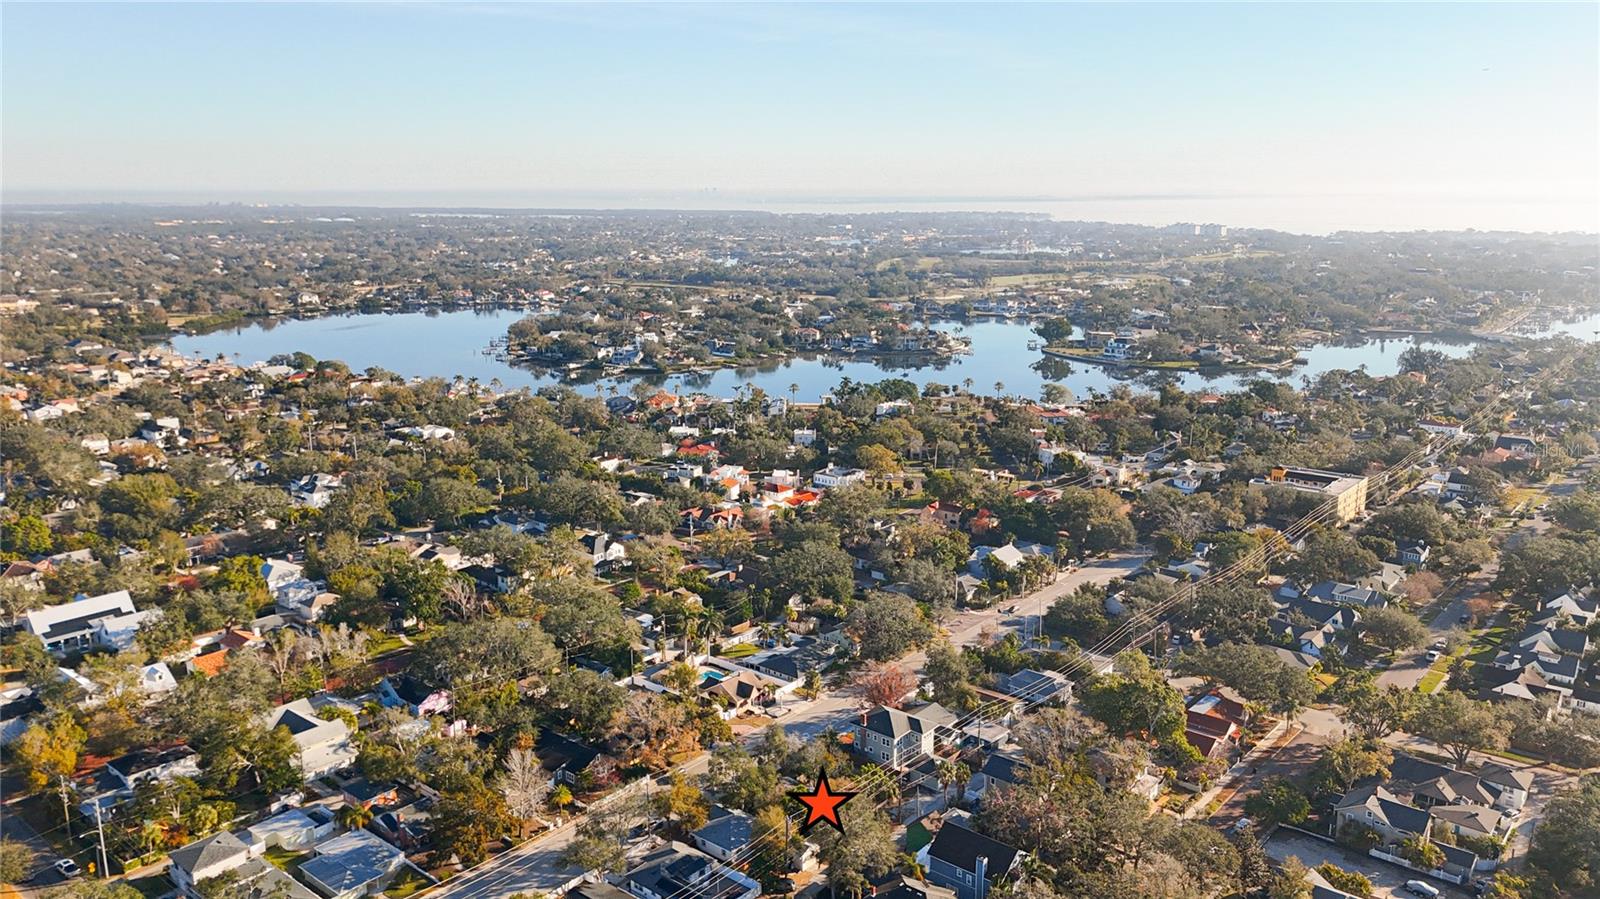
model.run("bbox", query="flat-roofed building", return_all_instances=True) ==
[1252,466,1370,523]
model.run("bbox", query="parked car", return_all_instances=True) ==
[1404,880,1440,898]
[1458,613,1471,623]
[53,859,81,879]
[1425,650,1441,662]
[1229,817,1254,835]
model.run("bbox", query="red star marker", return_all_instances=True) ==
[789,769,858,834]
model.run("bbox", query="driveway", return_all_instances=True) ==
[773,552,1149,741]
[1005,551,1151,644]
[1208,728,1333,830]
[1265,829,1473,899]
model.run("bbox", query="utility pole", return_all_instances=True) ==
[94,801,109,878]
[58,775,73,839]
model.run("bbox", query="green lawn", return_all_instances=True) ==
[904,822,934,854]
[263,847,311,874]
[1466,626,1509,664]
[1416,625,1505,693]
[384,867,433,898]
[1417,667,1448,694]
[720,642,758,659]
[366,633,410,657]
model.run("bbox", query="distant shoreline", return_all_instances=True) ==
[1040,345,1296,373]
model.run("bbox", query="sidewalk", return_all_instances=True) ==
[1179,718,1296,821]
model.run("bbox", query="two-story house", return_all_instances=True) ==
[856,703,958,770]
[918,818,1024,899]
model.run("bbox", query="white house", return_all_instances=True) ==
[169,832,251,895]
[242,805,338,854]
[289,473,343,509]
[298,828,407,899]
[261,697,357,779]
[21,590,140,655]
[812,466,867,489]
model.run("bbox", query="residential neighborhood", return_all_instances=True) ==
[1,206,1597,899]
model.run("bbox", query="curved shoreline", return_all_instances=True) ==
[1040,346,1296,373]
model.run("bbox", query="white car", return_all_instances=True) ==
[1425,650,1441,662]
[1403,880,1440,898]
[1229,817,1254,835]
[53,858,82,879]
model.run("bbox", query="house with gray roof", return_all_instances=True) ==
[21,590,140,655]
[1303,580,1386,609]
[297,829,407,899]
[261,697,357,779]
[623,841,760,899]
[1334,785,1432,844]
[856,702,958,769]
[917,817,1024,899]
[692,806,754,863]
[169,831,251,896]
[994,668,1073,705]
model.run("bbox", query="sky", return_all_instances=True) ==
[3,2,1597,233]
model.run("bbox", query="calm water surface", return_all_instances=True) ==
[174,309,1546,402]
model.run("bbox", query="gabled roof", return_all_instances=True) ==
[298,829,403,895]
[1513,623,1588,656]
[862,703,957,740]
[873,875,956,899]
[169,830,249,876]
[927,821,1021,879]
[1335,785,1430,835]
[1478,763,1535,792]
[977,752,1025,787]
[1304,581,1382,608]
[535,730,606,774]
[1430,803,1503,837]
[22,590,136,639]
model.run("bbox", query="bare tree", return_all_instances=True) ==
[495,747,550,835]
[263,629,303,688]
[443,578,491,621]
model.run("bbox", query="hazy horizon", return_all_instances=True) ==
[4,3,1596,235]
[4,187,1594,238]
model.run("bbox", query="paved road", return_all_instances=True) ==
[430,550,1149,897]
[1377,462,1589,693]
[1004,552,1152,645]
[1377,569,1486,692]
[433,756,709,899]
[778,550,1149,741]
[1266,829,1473,899]
[0,795,81,894]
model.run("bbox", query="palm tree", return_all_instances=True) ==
[936,760,970,807]
[550,784,574,819]
[337,802,374,830]
[138,820,166,854]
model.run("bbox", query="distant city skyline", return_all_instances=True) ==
[3,2,1596,234]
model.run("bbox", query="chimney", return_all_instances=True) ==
[974,855,989,899]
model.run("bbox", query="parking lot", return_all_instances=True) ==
[1265,828,1473,899]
